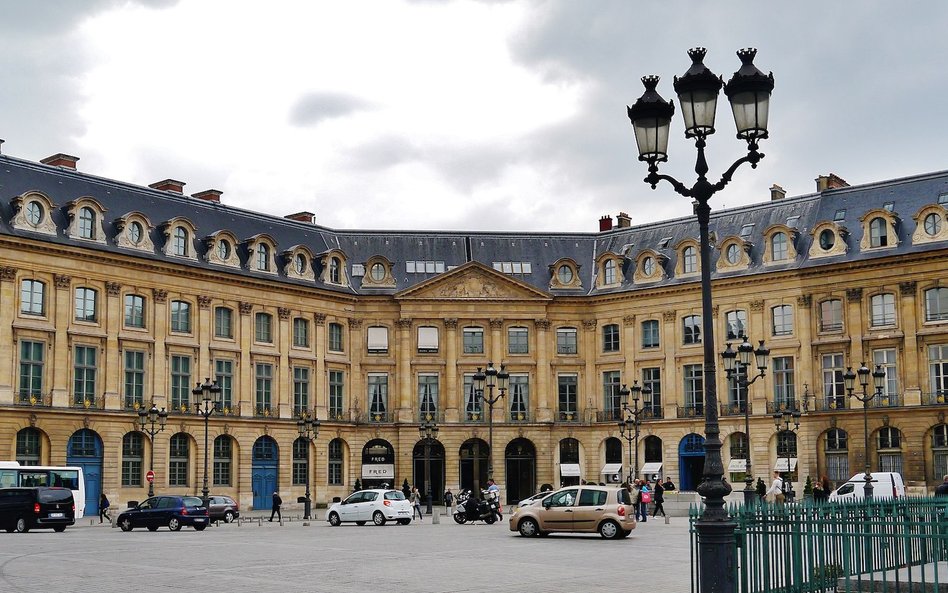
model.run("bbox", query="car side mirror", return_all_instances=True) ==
[542,500,552,509]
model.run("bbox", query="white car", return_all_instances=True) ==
[518,491,554,507]
[326,489,413,526]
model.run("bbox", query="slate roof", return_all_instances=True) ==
[1,152,946,296]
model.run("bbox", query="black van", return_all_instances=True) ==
[0,487,75,532]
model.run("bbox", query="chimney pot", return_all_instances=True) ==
[285,211,316,224]
[192,189,223,203]
[816,174,849,192]
[770,184,786,201]
[616,212,632,228]
[599,215,613,232]
[40,153,79,170]
[149,179,186,194]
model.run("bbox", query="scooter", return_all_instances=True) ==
[453,489,500,524]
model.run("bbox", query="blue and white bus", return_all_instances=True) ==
[0,462,87,519]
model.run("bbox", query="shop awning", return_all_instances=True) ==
[728,459,747,472]
[774,458,798,472]
[640,462,663,475]
[560,463,581,477]
[601,463,623,475]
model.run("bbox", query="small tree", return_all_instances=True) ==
[755,477,766,498]
[353,479,362,492]
[803,475,814,496]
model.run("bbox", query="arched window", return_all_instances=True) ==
[15,428,41,466]
[173,227,188,256]
[820,299,843,332]
[870,293,896,327]
[725,310,747,340]
[122,432,143,487]
[682,246,697,274]
[328,438,344,485]
[771,232,788,261]
[683,315,701,344]
[257,243,270,271]
[560,438,580,464]
[603,259,617,284]
[869,217,888,247]
[170,300,191,333]
[330,257,341,284]
[604,437,622,464]
[293,437,309,486]
[557,263,574,285]
[79,207,96,239]
[877,427,903,474]
[213,435,232,487]
[643,435,662,463]
[824,428,849,483]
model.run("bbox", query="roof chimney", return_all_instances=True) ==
[285,211,316,224]
[192,189,222,203]
[149,179,186,194]
[616,212,631,228]
[816,174,849,192]
[599,215,613,232]
[770,184,786,201]
[41,153,79,170]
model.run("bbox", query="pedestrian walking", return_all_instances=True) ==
[766,471,785,504]
[411,486,423,520]
[637,479,650,522]
[443,488,454,514]
[651,480,666,517]
[269,491,282,522]
[663,477,676,491]
[486,478,502,520]
[935,475,948,497]
[99,492,111,524]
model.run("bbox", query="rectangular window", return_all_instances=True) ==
[826,453,849,483]
[73,345,97,406]
[873,348,899,404]
[329,370,345,419]
[123,350,145,409]
[684,364,704,413]
[169,437,188,487]
[255,363,273,415]
[328,440,343,486]
[642,367,662,416]
[820,299,843,332]
[214,359,234,412]
[20,279,45,316]
[463,327,484,354]
[213,438,231,487]
[878,453,903,474]
[367,326,388,354]
[124,294,145,328]
[368,373,388,421]
[508,327,529,354]
[602,324,620,353]
[556,328,578,354]
[18,340,44,404]
[725,310,747,340]
[727,365,748,407]
[292,440,308,486]
[773,356,795,406]
[293,367,310,417]
[170,301,191,333]
[121,436,143,487]
[214,307,233,339]
[170,355,191,411]
[293,318,310,348]
[417,326,439,353]
[557,374,578,420]
[509,374,529,420]
[255,313,273,343]
[464,373,482,421]
[641,320,660,348]
[328,322,344,352]
[603,371,621,415]
[74,287,97,322]
[871,293,896,327]
[683,315,701,344]
[822,353,846,409]
[418,374,439,420]
[772,305,794,336]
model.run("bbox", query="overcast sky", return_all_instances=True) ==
[1,1,946,233]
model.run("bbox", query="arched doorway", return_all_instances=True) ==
[67,428,103,517]
[559,437,581,487]
[643,435,664,480]
[412,440,445,505]
[252,436,279,510]
[678,433,705,491]
[459,438,489,493]
[505,438,536,504]
[361,439,395,490]
[602,437,623,484]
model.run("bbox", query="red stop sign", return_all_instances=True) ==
[146,470,155,483]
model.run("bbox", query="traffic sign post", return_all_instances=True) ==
[146,470,155,483]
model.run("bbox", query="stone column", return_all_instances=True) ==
[846,288,865,366]
[623,314,636,382]
[661,310,678,418]
[278,307,291,418]
[444,318,459,422]
[51,274,72,408]
[105,282,123,408]
[535,319,552,422]
[396,318,412,420]
[196,296,212,382]
[582,319,597,417]
[152,288,169,409]
[238,301,254,416]
[0,267,15,403]
[314,313,327,419]
[899,281,921,404]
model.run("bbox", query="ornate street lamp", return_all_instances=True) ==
[137,403,168,498]
[192,377,221,509]
[618,381,652,481]
[473,362,509,486]
[773,408,802,501]
[844,363,886,499]
[627,47,773,593]
[721,337,770,504]
[297,412,320,519]
[419,418,439,514]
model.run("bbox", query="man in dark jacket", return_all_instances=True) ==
[269,491,283,522]
[935,475,948,497]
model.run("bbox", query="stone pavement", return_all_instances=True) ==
[0,514,692,593]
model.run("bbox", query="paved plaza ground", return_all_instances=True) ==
[0,512,693,593]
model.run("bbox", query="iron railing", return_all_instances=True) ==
[924,392,948,405]
[642,405,664,419]
[720,401,751,417]
[16,392,52,407]
[596,409,623,422]
[677,404,705,418]
[767,400,801,414]
[690,497,948,593]
[811,396,849,412]
[508,410,530,422]
[463,410,486,423]
[71,396,104,410]
[868,394,903,408]
[556,410,580,422]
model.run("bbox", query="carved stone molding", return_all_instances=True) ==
[222,423,230,435]
[662,310,677,322]
[278,307,291,320]
[83,416,91,429]
[846,287,863,302]
[314,313,326,326]
[0,266,16,282]
[797,294,812,308]
[711,305,719,317]
[29,413,37,427]
[238,301,253,315]
[396,318,412,329]
[444,318,458,329]
[53,274,72,289]
[197,295,212,310]
[623,315,636,327]
[489,318,504,330]
[582,319,597,331]
[534,319,551,330]
[263,424,270,436]
[105,281,121,296]
[153,288,168,303]
[750,299,765,312]
[900,281,918,297]
[347,317,363,329]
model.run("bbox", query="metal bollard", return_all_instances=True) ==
[432,511,440,524]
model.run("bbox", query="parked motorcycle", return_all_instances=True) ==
[453,489,500,524]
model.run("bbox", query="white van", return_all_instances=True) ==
[828,472,905,501]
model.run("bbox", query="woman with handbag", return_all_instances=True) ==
[651,480,666,517]
[637,480,651,522]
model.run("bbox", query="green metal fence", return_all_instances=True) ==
[690,498,948,592]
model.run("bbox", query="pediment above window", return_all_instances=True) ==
[632,249,667,284]
[65,197,108,244]
[282,244,316,281]
[204,231,241,268]
[362,255,396,288]
[912,204,948,245]
[11,191,58,236]
[114,211,156,252]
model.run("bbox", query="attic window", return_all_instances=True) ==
[658,237,672,248]
[834,209,846,221]
[939,193,948,205]
[406,261,445,273]
[351,264,365,277]
[740,224,755,238]
[621,243,634,255]
[493,261,532,274]
[883,202,894,212]
[786,215,800,228]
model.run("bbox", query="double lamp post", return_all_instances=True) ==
[844,363,886,499]
[473,362,509,485]
[297,413,320,519]
[626,47,773,593]
[192,378,222,510]
[419,418,439,514]
[138,403,169,498]
[721,337,769,504]
[618,381,652,482]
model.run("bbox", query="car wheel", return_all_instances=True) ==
[620,529,632,538]
[223,511,235,524]
[484,514,497,525]
[119,518,133,532]
[397,519,411,525]
[356,521,366,526]
[14,517,29,533]
[328,512,341,527]
[194,524,207,531]
[599,520,621,540]
[147,526,158,532]
[518,518,539,537]
[53,526,66,533]
[168,517,182,532]
[453,513,466,524]
[4,528,13,533]
[372,511,387,526]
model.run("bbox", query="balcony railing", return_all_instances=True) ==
[254,403,280,418]
[924,392,948,405]
[556,410,580,422]
[766,400,801,414]
[677,404,705,418]
[124,399,146,411]
[71,396,104,410]
[419,410,445,423]
[366,410,391,423]
[463,410,486,423]
[217,402,240,416]
[326,409,351,422]
[169,401,192,414]
[819,321,843,332]
[868,394,903,408]
[508,410,530,423]
[811,396,849,411]
[720,401,750,417]
[641,406,664,420]
[16,392,52,407]
[596,409,623,423]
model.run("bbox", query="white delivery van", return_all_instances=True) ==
[828,472,905,501]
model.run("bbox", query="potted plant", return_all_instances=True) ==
[803,475,814,501]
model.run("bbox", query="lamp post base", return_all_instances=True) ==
[303,496,312,520]
[696,518,738,593]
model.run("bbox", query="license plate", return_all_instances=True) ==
[49,512,64,518]
[194,517,206,522]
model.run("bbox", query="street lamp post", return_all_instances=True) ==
[844,363,886,499]
[721,337,770,505]
[626,47,773,593]
[137,403,169,498]
[192,377,221,509]
[419,418,439,515]
[297,412,320,520]
[473,362,509,484]
[618,382,652,481]
[773,408,802,501]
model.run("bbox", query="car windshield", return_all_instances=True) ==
[384,491,406,500]
[183,496,204,507]
[38,488,73,503]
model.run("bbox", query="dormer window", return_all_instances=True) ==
[683,246,697,273]
[218,239,231,260]
[172,227,188,256]
[819,229,835,250]
[361,256,395,288]
[370,263,385,281]
[330,257,341,284]
[603,259,617,284]
[129,221,143,245]
[78,207,96,239]
[642,257,655,276]
[725,244,740,265]
[295,254,307,275]
[161,218,197,259]
[65,197,107,244]
[26,201,43,226]
[869,217,889,247]
[257,244,270,271]
[12,191,58,236]
[771,232,788,260]
[925,213,942,235]
[558,264,573,284]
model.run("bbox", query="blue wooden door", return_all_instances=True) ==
[67,429,103,518]
[252,436,279,510]
[678,433,706,491]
